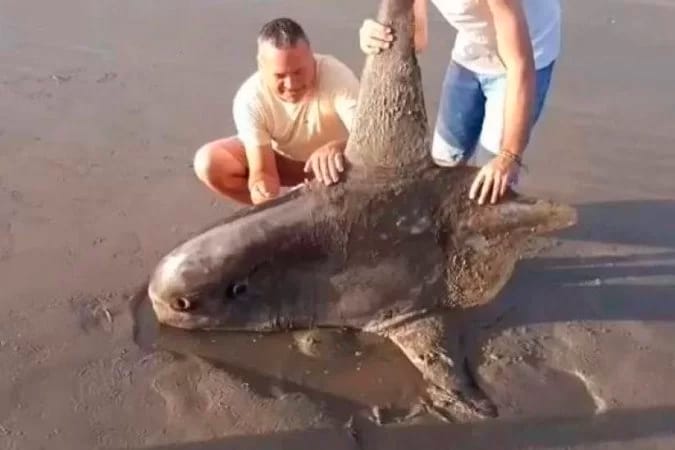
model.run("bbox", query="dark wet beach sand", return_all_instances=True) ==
[1,0,674,448]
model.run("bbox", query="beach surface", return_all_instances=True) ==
[1,0,674,448]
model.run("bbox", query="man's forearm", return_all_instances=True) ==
[314,139,347,155]
[500,64,535,158]
[246,144,278,183]
[487,0,536,159]
[413,0,429,52]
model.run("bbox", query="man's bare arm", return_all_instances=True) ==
[469,0,535,205]
[413,0,429,52]
[487,0,536,159]
[245,144,281,203]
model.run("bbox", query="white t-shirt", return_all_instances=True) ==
[430,0,561,74]
[233,54,360,162]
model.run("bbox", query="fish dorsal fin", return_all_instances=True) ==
[344,0,432,173]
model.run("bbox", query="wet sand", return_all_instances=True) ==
[1,0,675,449]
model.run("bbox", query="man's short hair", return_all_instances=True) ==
[258,18,310,48]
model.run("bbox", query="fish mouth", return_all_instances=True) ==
[148,292,280,333]
[149,298,205,330]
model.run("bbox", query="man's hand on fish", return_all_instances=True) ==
[304,140,346,186]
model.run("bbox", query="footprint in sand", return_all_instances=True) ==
[479,360,600,418]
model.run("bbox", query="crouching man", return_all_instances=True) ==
[194,18,360,205]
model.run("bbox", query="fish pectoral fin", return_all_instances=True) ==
[422,381,498,422]
[387,314,498,422]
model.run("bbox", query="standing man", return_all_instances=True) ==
[195,18,360,205]
[359,0,561,205]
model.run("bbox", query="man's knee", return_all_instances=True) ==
[431,131,469,167]
[193,137,247,188]
[193,143,215,183]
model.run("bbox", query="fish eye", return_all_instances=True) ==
[226,281,248,300]
[170,296,196,312]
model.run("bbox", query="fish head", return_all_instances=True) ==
[148,195,326,331]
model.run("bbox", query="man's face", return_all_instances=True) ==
[258,40,316,103]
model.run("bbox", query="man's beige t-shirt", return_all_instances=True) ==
[233,54,360,162]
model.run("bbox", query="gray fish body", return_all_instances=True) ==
[148,0,576,422]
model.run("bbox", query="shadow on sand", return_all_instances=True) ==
[558,199,675,248]
[466,199,675,330]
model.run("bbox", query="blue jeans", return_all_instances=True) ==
[431,60,556,167]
